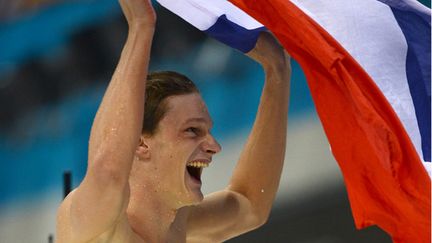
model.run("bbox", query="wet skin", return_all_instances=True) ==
[56,0,291,242]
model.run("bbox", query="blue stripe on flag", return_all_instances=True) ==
[204,14,266,53]
[383,2,431,161]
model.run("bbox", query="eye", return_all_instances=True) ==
[185,127,199,135]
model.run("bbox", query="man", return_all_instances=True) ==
[56,0,291,242]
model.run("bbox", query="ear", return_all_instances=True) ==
[135,135,151,161]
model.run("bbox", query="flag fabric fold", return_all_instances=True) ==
[156,0,265,52]
[157,0,431,242]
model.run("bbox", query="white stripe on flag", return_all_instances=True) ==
[156,0,263,31]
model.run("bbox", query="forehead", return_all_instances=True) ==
[162,93,212,126]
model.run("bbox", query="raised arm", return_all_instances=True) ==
[229,31,291,221]
[186,32,291,242]
[56,0,155,241]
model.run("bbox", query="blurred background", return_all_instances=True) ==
[0,0,429,242]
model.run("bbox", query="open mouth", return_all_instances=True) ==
[186,161,209,183]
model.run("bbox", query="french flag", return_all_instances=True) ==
[157,0,431,242]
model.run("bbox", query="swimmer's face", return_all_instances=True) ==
[145,93,221,208]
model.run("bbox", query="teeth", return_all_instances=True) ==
[187,161,209,168]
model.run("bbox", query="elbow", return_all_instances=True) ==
[244,198,272,230]
[226,188,273,229]
[246,194,274,228]
[252,208,271,228]
[239,208,269,233]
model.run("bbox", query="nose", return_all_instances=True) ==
[203,134,222,155]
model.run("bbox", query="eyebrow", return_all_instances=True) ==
[183,117,213,128]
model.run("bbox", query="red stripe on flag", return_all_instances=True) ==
[229,0,431,242]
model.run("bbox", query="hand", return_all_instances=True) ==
[119,0,156,29]
[246,32,290,71]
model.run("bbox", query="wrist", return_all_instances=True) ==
[128,20,156,34]
[128,26,155,43]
